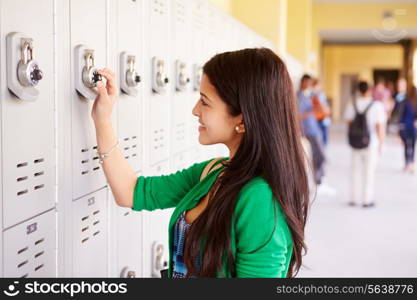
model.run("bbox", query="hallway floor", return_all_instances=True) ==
[298,123,417,277]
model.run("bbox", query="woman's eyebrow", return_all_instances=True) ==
[200,92,212,102]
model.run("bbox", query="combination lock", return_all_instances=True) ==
[82,50,102,88]
[6,32,44,101]
[17,39,43,87]
[126,55,141,87]
[152,57,169,94]
[175,60,190,92]
[74,45,103,100]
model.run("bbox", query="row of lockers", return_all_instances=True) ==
[0,0,302,277]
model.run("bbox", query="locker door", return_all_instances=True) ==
[0,0,55,229]
[170,0,192,173]
[70,0,109,200]
[72,188,108,277]
[143,0,171,168]
[109,192,142,278]
[3,210,56,277]
[142,161,172,277]
[114,0,143,174]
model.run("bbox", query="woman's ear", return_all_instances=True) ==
[235,114,245,133]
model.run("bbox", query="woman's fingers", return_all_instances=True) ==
[95,80,108,101]
[97,68,117,95]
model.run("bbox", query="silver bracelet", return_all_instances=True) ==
[97,140,119,164]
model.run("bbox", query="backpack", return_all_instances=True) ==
[348,100,374,149]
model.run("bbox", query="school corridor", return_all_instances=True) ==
[299,123,417,277]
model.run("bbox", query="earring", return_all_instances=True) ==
[235,126,240,133]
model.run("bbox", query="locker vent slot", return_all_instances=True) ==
[82,216,89,222]
[34,184,45,190]
[18,246,29,255]
[35,264,44,272]
[17,189,28,196]
[93,220,100,226]
[124,212,130,217]
[34,251,45,258]
[82,226,89,232]
[93,210,100,215]
[93,167,100,171]
[35,238,45,245]
[82,237,89,243]
[18,260,29,268]
[17,176,28,182]
[81,148,89,153]
[17,162,28,168]
[81,170,89,175]
[21,273,28,278]
[93,231,100,236]
[34,171,44,177]
[34,158,44,164]
[81,159,89,164]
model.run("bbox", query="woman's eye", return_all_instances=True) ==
[200,98,208,106]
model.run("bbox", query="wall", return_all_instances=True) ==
[323,44,403,120]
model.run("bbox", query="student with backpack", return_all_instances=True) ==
[344,81,386,208]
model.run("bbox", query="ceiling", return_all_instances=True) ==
[321,28,417,44]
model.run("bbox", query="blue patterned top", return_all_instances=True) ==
[172,211,201,278]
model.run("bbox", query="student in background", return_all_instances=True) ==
[373,77,394,117]
[399,85,417,174]
[297,74,326,185]
[311,78,331,146]
[345,81,386,208]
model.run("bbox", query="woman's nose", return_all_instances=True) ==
[192,101,199,117]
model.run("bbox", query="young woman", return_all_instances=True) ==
[92,48,309,278]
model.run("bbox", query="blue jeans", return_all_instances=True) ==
[318,121,329,146]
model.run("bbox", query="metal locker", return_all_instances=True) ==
[72,188,108,277]
[69,0,109,200]
[3,209,56,277]
[172,151,189,173]
[113,0,144,174]
[141,160,172,277]
[109,191,142,278]
[143,0,171,168]
[0,0,55,229]
[188,0,208,164]
[170,0,192,172]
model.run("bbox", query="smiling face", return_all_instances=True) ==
[192,73,245,153]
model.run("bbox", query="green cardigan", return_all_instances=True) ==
[131,157,293,278]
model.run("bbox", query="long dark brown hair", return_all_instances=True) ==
[184,48,309,278]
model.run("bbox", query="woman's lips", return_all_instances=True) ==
[198,125,206,131]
